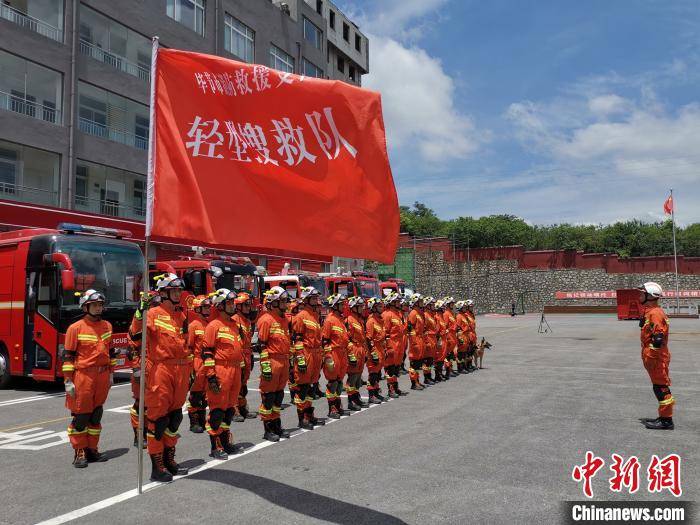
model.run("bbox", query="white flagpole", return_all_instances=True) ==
[669,188,680,314]
[137,35,159,495]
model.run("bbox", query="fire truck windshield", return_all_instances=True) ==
[56,237,144,309]
[357,280,381,299]
[216,272,258,296]
[335,282,352,297]
[302,276,327,297]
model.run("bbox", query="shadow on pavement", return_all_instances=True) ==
[189,469,409,525]
[103,448,130,461]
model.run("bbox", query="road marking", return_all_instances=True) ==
[0,383,130,408]
[487,326,525,335]
[0,416,71,433]
[0,427,69,450]
[35,399,388,525]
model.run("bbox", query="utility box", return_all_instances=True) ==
[616,288,642,320]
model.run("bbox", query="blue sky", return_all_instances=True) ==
[335,0,700,225]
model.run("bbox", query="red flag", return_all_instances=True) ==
[663,194,674,215]
[148,48,399,263]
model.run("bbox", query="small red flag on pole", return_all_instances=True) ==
[663,194,674,215]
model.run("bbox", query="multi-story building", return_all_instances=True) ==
[0,0,369,271]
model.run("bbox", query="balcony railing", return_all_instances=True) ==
[0,182,58,206]
[79,39,150,83]
[79,117,148,150]
[0,3,63,42]
[74,194,146,220]
[0,90,61,125]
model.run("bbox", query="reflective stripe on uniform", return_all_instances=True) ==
[154,319,178,333]
[217,331,239,342]
[100,332,112,341]
[77,334,99,342]
[659,397,675,406]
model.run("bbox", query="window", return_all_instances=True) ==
[316,0,323,15]
[349,65,356,82]
[355,34,361,52]
[166,0,205,36]
[329,10,335,30]
[303,17,321,50]
[342,21,349,41]
[78,82,149,150]
[337,56,344,73]
[224,14,254,62]
[0,139,60,206]
[302,58,323,78]
[0,50,63,124]
[270,45,294,74]
[74,160,146,220]
[79,5,151,82]
[0,0,64,42]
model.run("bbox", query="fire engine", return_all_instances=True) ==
[380,278,408,297]
[0,223,145,387]
[351,271,381,299]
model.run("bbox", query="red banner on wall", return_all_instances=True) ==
[148,47,399,263]
[556,290,700,299]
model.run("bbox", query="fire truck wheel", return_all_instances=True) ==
[0,347,11,389]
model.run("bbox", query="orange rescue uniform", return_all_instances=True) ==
[640,305,674,418]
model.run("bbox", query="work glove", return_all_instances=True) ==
[260,361,273,381]
[296,355,307,373]
[138,292,156,313]
[348,352,358,365]
[208,375,221,394]
[189,370,196,387]
[64,380,75,397]
[371,351,380,364]
[324,356,335,373]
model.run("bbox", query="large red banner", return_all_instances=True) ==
[148,48,399,263]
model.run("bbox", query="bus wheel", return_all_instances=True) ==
[0,348,11,389]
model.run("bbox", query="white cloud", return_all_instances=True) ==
[364,36,483,163]
[587,94,631,117]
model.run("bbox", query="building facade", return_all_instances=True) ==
[0,0,369,270]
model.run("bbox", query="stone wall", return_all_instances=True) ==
[413,250,700,314]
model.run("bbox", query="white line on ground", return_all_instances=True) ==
[34,398,389,525]
[0,383,131,408]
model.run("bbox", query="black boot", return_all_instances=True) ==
[347,395,362,411]
[220,430,241,454]
[86,448,108,463]
[368,391,382,404]
[307,407,325,426]
[241,405,257,419]
[164,446,189,475]
[189,411,204,433]
[150,453,173,482]
[298,411,314,430]
[209,435,228,459]
[232,409,245,423]
[644,417,674,430]
[73,448,88,469]
[263,420,280,442]
[357,393,370,408]
[275,419,291,439]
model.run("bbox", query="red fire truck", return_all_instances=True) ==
[352,271,381,299]
[380,278,408,297]
[0,223,145,387]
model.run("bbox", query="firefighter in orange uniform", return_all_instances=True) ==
[142,273,190,482]
[291,286,325,429]
[232,292,257,422]
[257,286,292,442]
[63,290,114,468]
[127,291,159,448]
[321,294,351,418]
[365,297,386,403]
[637,282,675,430]
[453,301,470,377]
[422,296,437,385]
[434,300,451,381]
[287,298,301,407]
[203,289,245,458]
[345,296,370,411]
[400,296,410,374]
[464,299,478,372]
[382,292,407,398]
[407,294,427,390]
[187,295,212,433]
[442,297,460,374]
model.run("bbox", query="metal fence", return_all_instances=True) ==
[79,39,150,83]
[79,117,148,150]
[0,3,63,42]
[0,90,61,125]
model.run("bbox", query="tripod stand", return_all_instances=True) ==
[538,310,552,333]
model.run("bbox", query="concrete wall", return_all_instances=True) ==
[414,249,700,314]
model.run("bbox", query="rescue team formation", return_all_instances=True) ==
[62,273,488,482]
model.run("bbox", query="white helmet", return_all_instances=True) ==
[466,299,475,308]
[422,296,435,307]
[435,299,445,309]
[300,286,320,302]
[383,292,401,306]
[638,282,663,299]
[211,288,236,308]
[367,297,383,310]
[348,296,365,309]
[155,273,185,291]
[264,286,289,305]
[327,293,346,308]
[78,289,105,308]
[408,293,423,307]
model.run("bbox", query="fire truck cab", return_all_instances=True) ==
[380,278,408,297]
[263,275,301,298]
[320,274,355,297]
[351,271,381,299]
[0,223,145,387]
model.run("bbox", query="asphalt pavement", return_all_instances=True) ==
[0,314,697,525]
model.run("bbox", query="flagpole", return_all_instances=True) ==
[670,188,680,314]
[137,35,159,495]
